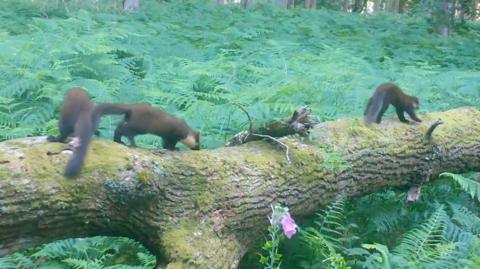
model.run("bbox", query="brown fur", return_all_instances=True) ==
[47,88,95,177]
[108,104,200,150]
[364,83,421,124]
[47,90,132,177]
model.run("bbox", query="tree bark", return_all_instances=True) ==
[385,0,394,12]
[398,0,406,13]
[123,0,140,12]
[240,0,255,8]
[475,0,480,19]
[372,0,382,12]
[0,107,479,268]
[343,0,350,12]
[352,0,364,12]
[304,0,316,9]
[434,0,455,36]
[273,0,289,8]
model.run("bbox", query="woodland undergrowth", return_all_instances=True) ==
[0,1,479,268]
[0,0,479,148]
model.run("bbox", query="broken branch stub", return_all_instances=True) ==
[226,106,317,146]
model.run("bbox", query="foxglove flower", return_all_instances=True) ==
[280,212,297,239]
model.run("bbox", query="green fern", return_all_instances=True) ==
[136,252,157,268]
[300,198,347,265]
[440,172,480,202]
[0,236,157,269]
[393,205,448,267]
[0,253,33,269]
[449,203,480,235]
[63,258,104,269]
[362,243,392,269]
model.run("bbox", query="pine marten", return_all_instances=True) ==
[98,104,200,150]
[364,83,422,124]
[47,89,131,177]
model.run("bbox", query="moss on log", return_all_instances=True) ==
[0,107,479,269]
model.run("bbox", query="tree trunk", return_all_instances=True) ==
[394,0,400,12]
[385,0,394,12]
[343,0,350,12]
[434,0,455,36]
[274,0,289,8]
[0,107,479,268]
[352,0,363,12]
[240,0,255,7]
[475,0,480,19]
[373,0,382,12]
[123,0,140,12]
[398,0,406,13]
[287,0,295,9]
[304,0,316,9]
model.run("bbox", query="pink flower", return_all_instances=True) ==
[280,212,297,239]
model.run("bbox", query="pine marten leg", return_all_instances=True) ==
[406,109,422,122]
[47,132,71,143]
[395,107,409,123]
[114,123,127,145]
[376,104,389,123]
[162,138,178,151]
[47,122,74,142]
[114,122,138,147]
[364,98,372,116]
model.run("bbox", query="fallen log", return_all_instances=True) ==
[0,107,479,269]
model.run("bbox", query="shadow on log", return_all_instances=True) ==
[0,107,479,268]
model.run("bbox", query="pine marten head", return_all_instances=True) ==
[181,130,201,150]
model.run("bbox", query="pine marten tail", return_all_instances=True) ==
[91,103,132,129]
[94,103,132,116]
[364,91,386,124]
[64,113,93,177]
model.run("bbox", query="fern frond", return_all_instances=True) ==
[300,197,347,259]
[63,258,104,269]
[313,197,347,246]
[362,243,391,269]
[393,205,448,266]
[0,253,33,269]
[32,238,78,259]
[137,252,156,267]
[449,203,480,235]
[441,172,480,202]
[426,217,480,269]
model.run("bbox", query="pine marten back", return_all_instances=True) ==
[102,104,200,150]
[125,105,194,139]
[364,83,421,124]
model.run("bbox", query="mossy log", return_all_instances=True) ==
[0,107,479,268]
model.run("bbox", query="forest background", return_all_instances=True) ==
[0,0,479,268]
